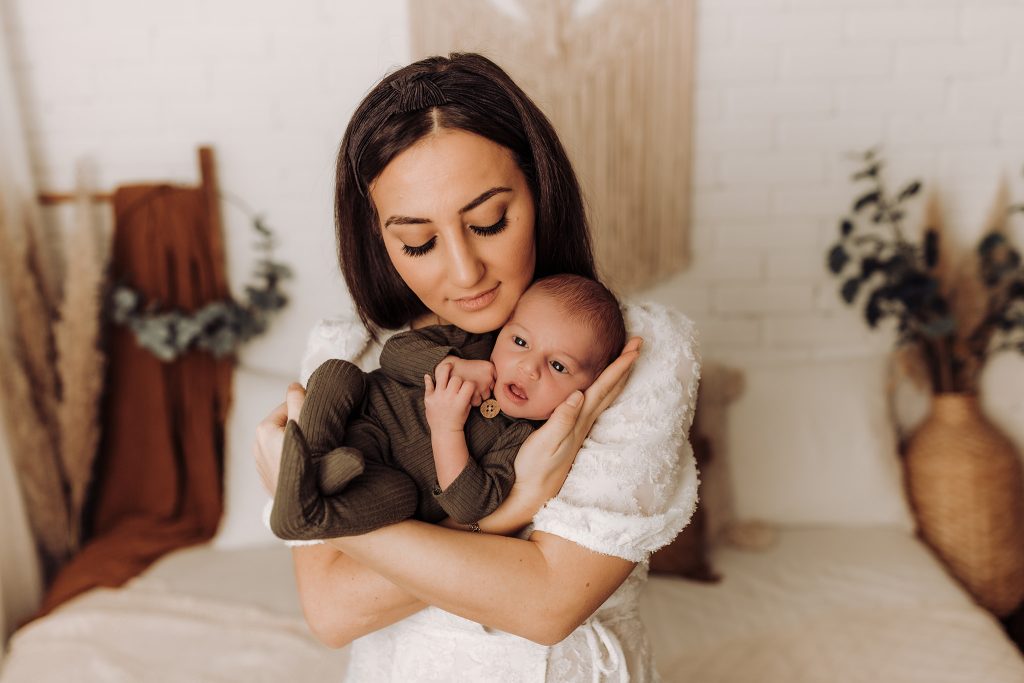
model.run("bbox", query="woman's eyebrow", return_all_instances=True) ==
[383,186,512,228]
[459,186,512,214]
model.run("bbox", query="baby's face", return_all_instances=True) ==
[489,288,600,420]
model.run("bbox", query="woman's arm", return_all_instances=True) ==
[291,544,425,647]
[326,525,634,645]
[254,391,427,645]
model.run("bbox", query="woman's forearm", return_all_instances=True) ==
[291,543,425,647]
[326,524,634,645]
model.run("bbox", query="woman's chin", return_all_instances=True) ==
[445,307,513,334]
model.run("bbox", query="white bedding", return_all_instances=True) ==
[645,527,1024,682]
[3,528,1023,682]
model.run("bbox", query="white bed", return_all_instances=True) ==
[3,526,1023,682]
[4,354,1024,682]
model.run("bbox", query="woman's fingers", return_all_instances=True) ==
[424,374,435,395]
[435,362,452,388]
[286,382,306,423]
[546,390,584,446]
[253,399,288,495]
[256,400,288,440]
[577,336,643,432]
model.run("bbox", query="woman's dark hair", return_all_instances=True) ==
[335,52,597,332]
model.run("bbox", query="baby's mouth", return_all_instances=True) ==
[503,382,528,403]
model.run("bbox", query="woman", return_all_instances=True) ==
[253,53,700,681]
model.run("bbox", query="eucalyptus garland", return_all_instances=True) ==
[111,204,292,362]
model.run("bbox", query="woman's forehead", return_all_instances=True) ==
[369,129,526,216]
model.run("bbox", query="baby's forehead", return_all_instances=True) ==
[511,293,603,352]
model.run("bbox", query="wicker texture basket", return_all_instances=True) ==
[905,393,1024,617]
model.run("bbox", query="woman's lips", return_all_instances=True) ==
[453,284,499,312]
[502,382,528,404]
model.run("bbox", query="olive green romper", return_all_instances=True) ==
[269,325,537,540]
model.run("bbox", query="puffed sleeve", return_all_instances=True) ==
[529,302,701,562]
[299,315,382,384]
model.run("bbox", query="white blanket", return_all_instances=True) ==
[3,528,1023,682]
[0,586,348,682]
[644,527,1024,682]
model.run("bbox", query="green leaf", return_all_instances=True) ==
[897,181,921,202]
[828,245,850,274]
[841,278,861,304]
[853,164,881,181]
[854,191,881,213]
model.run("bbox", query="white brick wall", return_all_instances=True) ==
[5,0,410,376]
[644,0,1024,370]
[5,0,1024,376]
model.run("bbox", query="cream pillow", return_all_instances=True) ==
[727,354,915,530]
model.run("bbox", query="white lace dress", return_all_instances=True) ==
[296,302,701,683]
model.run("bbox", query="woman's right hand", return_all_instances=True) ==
[253,382,306,496]
[478,337,643,533]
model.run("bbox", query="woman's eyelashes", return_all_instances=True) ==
[469,212,508,236]
[401,236,436,257]
[399,212,508,257]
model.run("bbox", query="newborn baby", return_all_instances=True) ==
[270,274,625,540]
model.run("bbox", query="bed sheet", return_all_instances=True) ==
[0,546,347,682]
[3,528,1024,682]
[644,527,1024,682]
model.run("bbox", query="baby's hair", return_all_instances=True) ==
[530,274,626,372]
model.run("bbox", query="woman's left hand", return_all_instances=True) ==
[253,382,306,495]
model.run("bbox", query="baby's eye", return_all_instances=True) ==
[512,335,527,348]
[550,360,568,374]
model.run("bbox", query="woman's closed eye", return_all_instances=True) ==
[400,213,508,257]
[469,212,508,237]
[401,236,437,257]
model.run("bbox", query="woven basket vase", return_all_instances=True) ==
[905,393,1024,617]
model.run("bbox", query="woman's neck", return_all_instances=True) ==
[411,312,448,330]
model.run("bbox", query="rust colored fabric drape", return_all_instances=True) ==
[39,184,233,615]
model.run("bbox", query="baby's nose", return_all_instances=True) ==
[518,361,540,381]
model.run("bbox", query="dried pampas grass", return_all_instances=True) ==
[0,195,60,439]
[54,173,110,547]
[0,196,72,574]
[0,165,112,576]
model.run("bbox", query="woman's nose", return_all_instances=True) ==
[445,232,485,289]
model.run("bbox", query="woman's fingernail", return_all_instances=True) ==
[567,391,583,407]
[636,338,644,351]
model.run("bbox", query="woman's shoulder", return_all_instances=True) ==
[619,300,701,425]
[299,314,375,384]
[621,300,700,365]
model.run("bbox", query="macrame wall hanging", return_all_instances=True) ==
[409,0,695,293]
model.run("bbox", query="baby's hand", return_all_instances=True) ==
[441,356,496,406]
[424,362,476,432]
